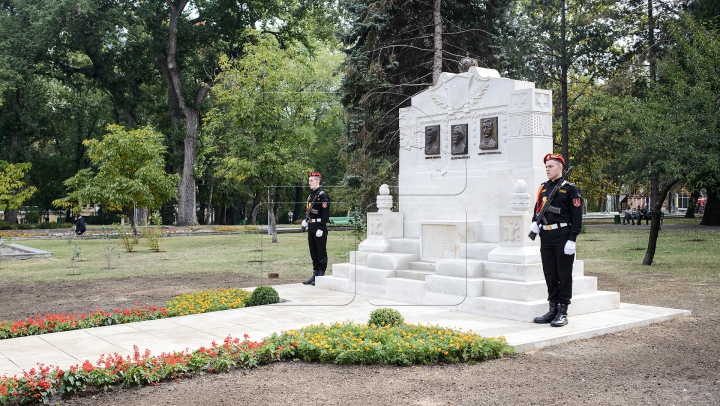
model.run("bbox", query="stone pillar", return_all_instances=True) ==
[487,179,540,264]
[358,185,403,253]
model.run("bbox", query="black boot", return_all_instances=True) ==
[302,270,317,285]
[551,303,568,327]
[534,302,558,324]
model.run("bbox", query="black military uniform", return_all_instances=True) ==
[302,183,330,286]
[532,158,582,327]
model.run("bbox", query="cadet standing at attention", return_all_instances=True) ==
[530,154,582,327]
[302,172,330,286]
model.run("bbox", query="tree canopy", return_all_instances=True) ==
[53,125,180,218]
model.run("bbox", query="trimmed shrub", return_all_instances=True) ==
[368,308,404,327]
[247,286,280,307]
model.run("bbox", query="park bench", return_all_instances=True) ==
[328,216,355,225]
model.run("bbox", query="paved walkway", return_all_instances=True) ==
[0,284,689,377]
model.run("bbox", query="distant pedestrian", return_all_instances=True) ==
[623,207,634,225]
[75,215,86,235]
[288,210,294,224]
[638,207,649,225]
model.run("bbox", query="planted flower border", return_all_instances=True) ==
[0,288,258,340]
[0,322,513,405]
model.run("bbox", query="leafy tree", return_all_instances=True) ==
[499,0,627,163]
[590,13,720,264]
[154,0,338,226]
[205,34,342,240]
[53,125,180,230]
[0,161,36,216]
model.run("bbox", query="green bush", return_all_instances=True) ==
[246,286,280,307]
[368,308,405,327]
[0,221,71,230]
[24,211,42,223]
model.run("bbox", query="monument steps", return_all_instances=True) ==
[395,269,435,281]
[461,291,621,322]
[460,242,497,260]
[349,251,369,266]
[366,253,420,271]
[408,261,436,272]
[385,277,426,302]
[388,238,421,254]
[482,275,597,302]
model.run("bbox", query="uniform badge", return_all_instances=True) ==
[322,202,327,208]
[573,198,581,207]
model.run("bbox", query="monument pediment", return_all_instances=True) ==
[427,68,501,111]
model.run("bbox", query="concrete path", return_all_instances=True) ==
[0,284,689,377]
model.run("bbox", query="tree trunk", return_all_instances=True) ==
[700,186,720,226]
[154,53,185,131]
[643,170,678,265]
[295,183,304,223]
[266,187,278,244]
[648,0,656,82]
[560,0,569,162]
[5,127,19,224]
[248,191,262,225]
[176,110,200,225]
[165,0,212,226]
[685,190,700,218]
[122,106,137,129]
[432,0,442,85]
[207,180,214,225]
[137,207,149,226]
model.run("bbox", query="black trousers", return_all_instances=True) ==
[539,226,574,305]
[308,223,328,272]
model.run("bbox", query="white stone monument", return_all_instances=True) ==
[316,67,619,322]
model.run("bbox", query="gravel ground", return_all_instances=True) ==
[1,271,718,405]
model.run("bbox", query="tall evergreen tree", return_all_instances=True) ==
[339,0,512,209]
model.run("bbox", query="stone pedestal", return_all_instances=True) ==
[316,68,620,322]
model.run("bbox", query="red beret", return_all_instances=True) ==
[543,153,565,165]
[308,171,322,178]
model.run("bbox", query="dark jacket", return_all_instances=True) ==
[533,179,582,242]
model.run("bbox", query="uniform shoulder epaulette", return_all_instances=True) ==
[317,190,326,197]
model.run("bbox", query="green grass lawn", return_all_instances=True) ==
[2,222,719,283]
[0,231,360,283]
[580,224,720,281]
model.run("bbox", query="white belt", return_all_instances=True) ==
[542,223,569,230]
[309,218,323,223]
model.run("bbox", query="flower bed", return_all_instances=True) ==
[0,323,513,404]
[271,322,510,365]
[0,287,260,340]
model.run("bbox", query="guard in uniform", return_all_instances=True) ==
[302,172,330,286]
[530,154,582,327]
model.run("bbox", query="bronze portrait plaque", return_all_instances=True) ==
[479,117,498,150]
[450,124,468,155]
[424,125,440,155]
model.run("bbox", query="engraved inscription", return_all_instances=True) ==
[421,224,459,261]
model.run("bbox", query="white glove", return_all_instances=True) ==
[564,240,576,255]
[315,229,323,238]
[530,222,540,234]
[301,220,308,228]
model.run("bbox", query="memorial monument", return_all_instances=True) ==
[316,65,620,322]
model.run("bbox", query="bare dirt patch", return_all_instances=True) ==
[2,272,718,405]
